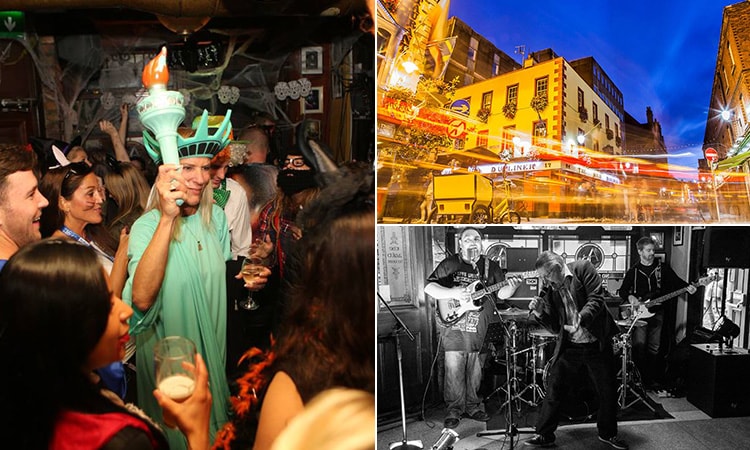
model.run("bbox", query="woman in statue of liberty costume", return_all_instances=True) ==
[122,111,234,449]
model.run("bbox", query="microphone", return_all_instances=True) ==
[467,247,480,266]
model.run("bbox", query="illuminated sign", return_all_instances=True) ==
[562,162,621,184]
[475,160,621,184]
[476,160,559,174]
[450,99,470,116]
[0,11,24,39]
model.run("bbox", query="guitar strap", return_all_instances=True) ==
[655,261,662,291]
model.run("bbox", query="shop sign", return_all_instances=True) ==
[447,119,467,139]
[377,121,397,138]
[563,162,621,184]
[476,160,560,174]
[380,95,459,136]
[0,11,24,39]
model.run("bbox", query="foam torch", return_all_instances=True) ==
[137,46,185,204]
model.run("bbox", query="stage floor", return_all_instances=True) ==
[377,392,750,450]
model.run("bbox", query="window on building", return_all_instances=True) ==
[727,40,736,75]
[493,54,501,76]
[377,29,391,62]
[467,37,478,71]
[477,129,489,147]
[482,91,493,110]
[507,84,518,105]
[577,88,584,110]
[722,67,729,94]
[605,114,610,131]
[532,120,547,146]
[615,123,620,138]
[593,140,599,152]
[592,102,599,123]
[535,76,548,98]
[502,125,516,151]
[578,128,585,145]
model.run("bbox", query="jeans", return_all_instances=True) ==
[632,311,664,383]
[536,344,618,439]
[444,350,484,418]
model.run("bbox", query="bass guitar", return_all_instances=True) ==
[436,270,537,325]
[633,274,716,319]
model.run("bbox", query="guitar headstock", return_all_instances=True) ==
[697,273,719,286]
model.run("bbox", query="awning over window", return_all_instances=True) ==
[716,151,750,171]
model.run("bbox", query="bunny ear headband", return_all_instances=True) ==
[49,145,72,169]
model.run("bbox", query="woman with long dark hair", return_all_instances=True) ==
[215,162,375,450]
[0,239,212,448]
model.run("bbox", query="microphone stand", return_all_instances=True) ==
[475,268,535,449]
[378,292,423,450]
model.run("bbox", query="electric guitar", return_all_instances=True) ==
[436,270,537,325]
[633,274,716,319]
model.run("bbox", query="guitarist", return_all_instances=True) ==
[424,227,520,429]
[618,236,696,390]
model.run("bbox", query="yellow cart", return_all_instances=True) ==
[433,173,494,223]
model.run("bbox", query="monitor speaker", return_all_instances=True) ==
[702,227,750,268]
[687,344,750,417]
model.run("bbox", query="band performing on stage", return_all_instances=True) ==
[377,226,749,449]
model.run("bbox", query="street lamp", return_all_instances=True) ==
[576,122,602,146]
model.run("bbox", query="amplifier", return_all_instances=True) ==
[687,344,750,417]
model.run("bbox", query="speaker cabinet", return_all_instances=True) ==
[702,227,750,268]
[687,344,750,417]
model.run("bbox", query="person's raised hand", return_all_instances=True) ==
[153,353,211,449]
[156,164,185,218]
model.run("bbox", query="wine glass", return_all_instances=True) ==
[154,336,197,402]
[239,255,266,310]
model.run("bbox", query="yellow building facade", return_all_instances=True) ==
[454,56,622,160]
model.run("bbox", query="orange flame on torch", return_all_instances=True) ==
[142,46,169,89]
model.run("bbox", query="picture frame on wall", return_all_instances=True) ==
[673,226,683,246]
[300,46,323,74]
[655,253,666,264]
[650,231,665,250]
[304,119,321,139]
[302,87,324,114]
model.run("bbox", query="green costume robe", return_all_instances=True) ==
[122,206,231,449]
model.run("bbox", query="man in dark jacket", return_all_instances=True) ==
[525,251,627,450]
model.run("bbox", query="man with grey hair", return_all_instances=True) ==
[526,251,627,449]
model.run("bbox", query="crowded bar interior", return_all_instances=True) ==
[0,1,376,449]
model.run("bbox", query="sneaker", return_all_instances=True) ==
[469,410,490,421]
[524,434,555,447]
[598,435,629,450]
[443,417,460,428]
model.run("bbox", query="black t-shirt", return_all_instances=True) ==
[427,254,503,352]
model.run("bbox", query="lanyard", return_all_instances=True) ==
[60,225,91,246]
[59,225,114,262]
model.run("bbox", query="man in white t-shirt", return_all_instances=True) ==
[210,147,252,260]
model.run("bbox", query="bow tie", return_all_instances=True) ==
[213,179,231,209]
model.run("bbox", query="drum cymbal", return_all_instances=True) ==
[498,307,531,321]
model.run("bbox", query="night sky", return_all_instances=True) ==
[449,0,735,174]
